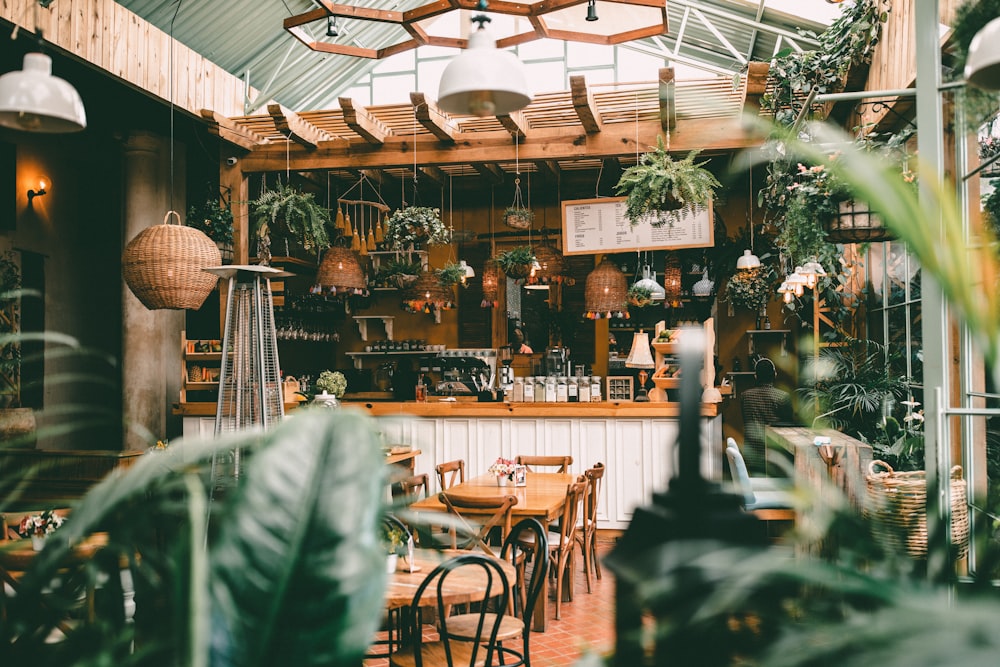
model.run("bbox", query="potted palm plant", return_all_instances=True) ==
[615,136,721,227]
[251,181,333,263]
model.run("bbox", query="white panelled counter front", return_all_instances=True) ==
[175,400,723,530]
[355,401,722,531]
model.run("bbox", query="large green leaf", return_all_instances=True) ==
[208,409,388,667]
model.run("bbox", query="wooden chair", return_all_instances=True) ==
[446,518,549,667]
[575,462,605,592]
[392,473,430,504]
[435,459,466,492]
[390,553,510,667]
[438,492,517,558]
[514,455,573,473]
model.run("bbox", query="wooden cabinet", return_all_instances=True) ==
[180,331,222,403]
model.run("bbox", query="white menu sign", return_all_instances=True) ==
[561,197,714,255]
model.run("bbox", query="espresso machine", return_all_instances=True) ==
[545,346,570,376]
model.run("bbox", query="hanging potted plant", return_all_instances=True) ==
[384,206,450,250]
[435,261,468,288]
[373,258,422,290]
[615,135,721,227]
[723,265,776,313]
[187,184,234,263]
[504,205,534,230]
[494,246,536,281]
[251,181,333,264]
[627,284,654,308]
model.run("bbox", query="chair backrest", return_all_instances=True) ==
[409,553,510,667]
[725,438,756,506]
[393,473,429,504]
[435,459,466,491]
[439,492,517,557]
[552,480,587,550]
[515,455,573,473]
[501,518,549,625]
[583,462,605,530]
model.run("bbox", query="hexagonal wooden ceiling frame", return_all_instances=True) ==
[284,0,669,59]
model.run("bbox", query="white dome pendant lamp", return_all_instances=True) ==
[437,1,531,117]
[0,53,86,133]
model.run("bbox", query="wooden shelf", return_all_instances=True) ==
[185,351,222,361]
[184,381,219,390]
[651,341,679,355]
[746,329,791,335]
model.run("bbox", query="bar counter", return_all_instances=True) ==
[174,399,722,530]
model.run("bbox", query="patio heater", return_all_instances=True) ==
[207,265,289,484]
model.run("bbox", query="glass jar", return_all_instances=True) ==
[544,376,557,402]
[590,376,602,402]
[556,376,568,402]
[567,376,579,402]
[578,376,591,403]
[512,378,524,402]
[534,376,546,402]
[523,377,535,402]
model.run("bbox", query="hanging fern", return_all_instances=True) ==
[251,182,333,262]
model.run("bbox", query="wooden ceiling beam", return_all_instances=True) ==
[742,61,770,116]
[497,111,527,139]
[200,109,264,151]
[659,67,676,131]
[267,104,324,151]
[570,75,602,134]
[238,116,764,173]
[419,165,448,186]
[410,93,457,143]
[473,163,505,184]
[535,159,561,179]
[339,97,391,145]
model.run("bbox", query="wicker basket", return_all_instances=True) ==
[122,211,221,310]
[584,258,627,318]
[864,460,969,560]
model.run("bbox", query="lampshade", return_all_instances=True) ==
[481,259,499,308]
[735,249,761,270]
[459,259,476,278]
[0,53,86,133]
[316,246,367,295]
[526,244,568,288]
[625,331,655,369]
[437,18,532,117]
[663,254,682,306]
[785,268,808,297]
[403,271,456,313]
[631,265,666,301]
[965,17,1000,90]
[799,258,827,288]
[584,257,628,319]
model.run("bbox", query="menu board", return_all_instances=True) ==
[561,197,714,255]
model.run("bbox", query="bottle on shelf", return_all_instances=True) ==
[415,374,427,402]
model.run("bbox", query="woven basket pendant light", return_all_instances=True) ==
[527,244,569,286]
[122,210,221,310]
[663,253,682,307]
[316,246,366,296]
[481,259,499,308]
[584,257,628,319]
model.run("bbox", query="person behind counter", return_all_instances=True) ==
[513,328,533,354]
[740,357,793,474]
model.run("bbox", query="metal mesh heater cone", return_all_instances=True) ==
[584,258,628,319]
[208,265,288,484]
[316,246,366,294]
[481,259,499,308]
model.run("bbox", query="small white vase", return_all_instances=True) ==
[31,535,46,551]
[496,475,509,487]
[386,554,399,574]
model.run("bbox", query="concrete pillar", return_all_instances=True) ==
[121,132,185,451]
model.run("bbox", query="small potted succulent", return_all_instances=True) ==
[384,206,451,250]
[381,520,408,573]
[615,135,721,228]
[494,246,536,281]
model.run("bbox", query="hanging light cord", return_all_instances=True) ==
[168,0,183,214]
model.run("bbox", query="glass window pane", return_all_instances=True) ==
[524,61,566,95]
[373,74,416,104]
[374,50,415,74]
[567,42,614,68]
[618,48,665,78]
[519,38,565,61]
[417,60,448,94]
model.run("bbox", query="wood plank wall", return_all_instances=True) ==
[0,0,252,118]
[860,0,961,130]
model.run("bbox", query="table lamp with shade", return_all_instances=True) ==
[625,331,656,402]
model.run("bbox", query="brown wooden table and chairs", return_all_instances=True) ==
[515,455,572,473]
[409,470,575,632]
[435,459,466,492]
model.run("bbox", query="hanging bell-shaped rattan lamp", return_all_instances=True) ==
[584,257,628,319]
[526,244,570,288]
[481,259,499,308]
[316,246,367,296]
[404,271,456,322]
[122,210,221,310]
[663,253,682,307]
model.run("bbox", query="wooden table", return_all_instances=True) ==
[385,548,516,611]
[409,472,574,632]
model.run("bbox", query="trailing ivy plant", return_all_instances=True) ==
[435,261,467,288]
[251,181,333,263]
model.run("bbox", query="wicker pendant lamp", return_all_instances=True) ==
[404,271,456,322]
[526,244,570,288]
[315,246,367,296]
[584,257,629,319]
[663,254,682,307]
[123,212,221,310]
[481,259,500,308]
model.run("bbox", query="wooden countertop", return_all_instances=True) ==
[174,400,719,418]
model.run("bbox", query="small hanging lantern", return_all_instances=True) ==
[481,259,499,308]
[663,254,682,307]
[584,257,628,320]
[404,271,456,323]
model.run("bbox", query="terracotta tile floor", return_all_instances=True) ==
[365,538,616,667]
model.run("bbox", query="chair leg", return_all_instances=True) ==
[592,531,602,580]
[553,553,564,621]
[577,533,593,594]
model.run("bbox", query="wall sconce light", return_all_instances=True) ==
[27,179,47,203]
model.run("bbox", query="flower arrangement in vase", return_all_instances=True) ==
[313,370,347,407]
[385,206,450,250]
[488,457,517,486]
[18,509,65,550]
